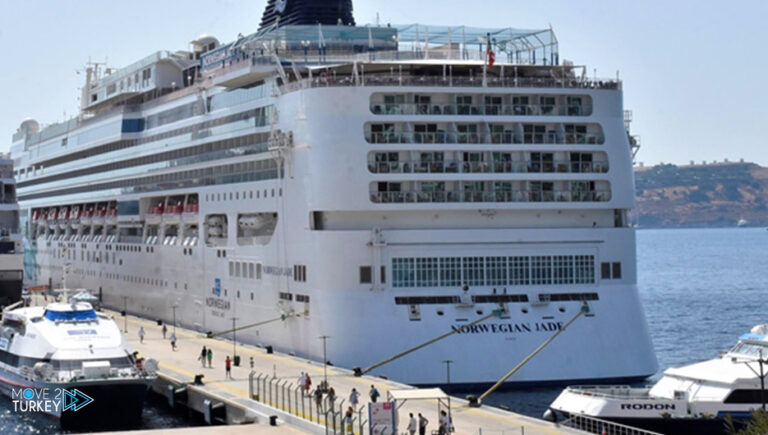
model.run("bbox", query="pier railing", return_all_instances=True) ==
[249,371,369,434]
[561,413,663,435]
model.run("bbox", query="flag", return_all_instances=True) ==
[487,33,495,68]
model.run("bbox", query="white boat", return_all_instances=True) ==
[546,324,768,434]
[9,0,657,386]
[0,298,156,429]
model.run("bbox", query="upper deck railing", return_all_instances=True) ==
[279,73,620,94]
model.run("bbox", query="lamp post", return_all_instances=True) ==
[442,360,453,429]
[171,303,178,334]
[122,296,128,333]
[231,316,239,363]
[319,335,330,389]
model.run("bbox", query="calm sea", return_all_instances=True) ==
[485,227,768,417]
[1,228,765,431]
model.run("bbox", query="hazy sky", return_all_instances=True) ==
[1,0,766,166]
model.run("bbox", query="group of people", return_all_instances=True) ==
[137,324,177,351]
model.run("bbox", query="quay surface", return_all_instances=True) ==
[115,309,585,434]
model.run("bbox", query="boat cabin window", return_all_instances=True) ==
[44,309,98,322]
[730,342,768,357]
[724,389,765,404]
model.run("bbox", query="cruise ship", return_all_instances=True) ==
[0,157,22,307]
[9,0,658,386]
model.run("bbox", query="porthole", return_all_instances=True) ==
[521,308,528,314]
[436,310,444,316]
[558,307,566,313]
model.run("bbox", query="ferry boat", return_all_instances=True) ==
[0,156,22,307]
[0,298,156,429]
[546,324,768,434]
[9,0,657,386]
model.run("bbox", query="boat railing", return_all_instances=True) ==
[566,385,655,399]
[561,413,664,435]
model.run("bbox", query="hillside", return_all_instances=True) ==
[634,162,768,228]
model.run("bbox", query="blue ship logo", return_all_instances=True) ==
[62,389,94,412]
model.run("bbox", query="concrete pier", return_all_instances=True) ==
[116,309,585,434]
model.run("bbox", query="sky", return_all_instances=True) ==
[1,0,766,167]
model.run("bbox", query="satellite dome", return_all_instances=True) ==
[19,118,40,135]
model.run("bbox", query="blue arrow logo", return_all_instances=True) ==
[62,388,94,412]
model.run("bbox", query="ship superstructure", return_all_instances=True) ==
[9,2,657,386]
[0,155,22,307]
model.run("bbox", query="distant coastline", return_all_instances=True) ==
[634,161,768,228]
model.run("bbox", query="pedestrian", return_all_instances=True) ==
[199,346,207,367]
[438,410,449,435]
[369,385,380,403]
[305,372,312,395]
[162,324,167,339]
[327,386,336,410]
[418,413,429,435]
[207,348,213,368]
[299,372,306,393]
[314,386,323,411]
[138,326,145,344]
[170,332,177,351]
[344,406,354,435]
[225,355,232,379]
[407,412,417,435]
[349,388,359,408]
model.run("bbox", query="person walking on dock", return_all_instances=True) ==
[327,386,336,411]
[369,385,380,403]
[138,326,145,344]
[170,332,177,351]
[344,406,354,435]
[418,413,428,435]
[407,413,417,435]
[299,372,306,393]
[225,355,232,379]
[304,372,312,395]
[199,346,207,367]
[438,410,449,435]
[314,386,323,411]
[207,348,213,368]
[349,388,359,409]
[162,324,167,339]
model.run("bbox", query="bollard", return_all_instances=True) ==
[269,415,278,426]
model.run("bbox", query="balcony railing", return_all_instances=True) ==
[281,74,621,93]
[370,103,590,117]
[368,160,609,174]
[370,189,611,204]
[366,131,603,145]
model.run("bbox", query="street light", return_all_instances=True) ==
[442,360,453,430]
[171,303,178,334]
[122,296,128,333]
[231,316,240,364]
[319,335,331,389]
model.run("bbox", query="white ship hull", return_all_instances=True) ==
[25,204,657,385]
